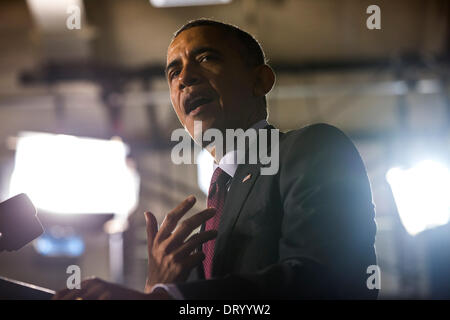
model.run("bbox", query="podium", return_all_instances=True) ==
[0,276,55,300]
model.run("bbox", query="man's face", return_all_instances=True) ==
[166,26,255,144]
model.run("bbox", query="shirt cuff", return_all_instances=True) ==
[151,283,184,300]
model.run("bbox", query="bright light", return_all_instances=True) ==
[386,160,450,236]
[150,0,231,8]
[197,148,215,195]
[27,0,84,31]
[9,132,139,216]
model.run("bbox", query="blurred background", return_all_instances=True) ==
[0,0,449,299]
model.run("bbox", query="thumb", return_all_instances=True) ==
[144,211,158,251]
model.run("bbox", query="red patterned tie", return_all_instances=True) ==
[203,167,230,279]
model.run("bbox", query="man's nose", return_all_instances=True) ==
[178,63,201,90]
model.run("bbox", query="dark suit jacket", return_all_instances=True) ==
[177,123,378,299]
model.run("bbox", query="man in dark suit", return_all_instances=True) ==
[54,19,378,300]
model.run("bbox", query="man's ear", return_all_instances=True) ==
[253,64,275,97]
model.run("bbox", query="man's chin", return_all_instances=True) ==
[186,117,218,134]
[185,118,223,148]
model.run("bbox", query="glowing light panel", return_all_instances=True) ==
[9,132,139,216]
[386,160,450,236]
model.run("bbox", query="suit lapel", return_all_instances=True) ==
[218,124,275,235]
[212,124,276,275]
[212,163,261,276]
[219,164,260,232]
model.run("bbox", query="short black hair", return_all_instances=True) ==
[173,19,267,67]
[173,19,269,114]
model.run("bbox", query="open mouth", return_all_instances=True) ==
[186,96,213,115]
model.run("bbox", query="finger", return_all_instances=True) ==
[156,195,196,243]
[99,292,112,300]
[172,230,218,260]
[145,211,158,253]
[81,284,105,300]
[78,277,101,294]
[57,289,83,300]
[80,278,99,289]
[180,251,206,271]
[52,286,85,300]
[56,278,96,300]
[52,289,70,300]
[164,208,216,251]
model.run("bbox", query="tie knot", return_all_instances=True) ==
[210,167,230,186]
[208,167,230,198]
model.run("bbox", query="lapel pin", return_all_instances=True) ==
[242,173,252,183]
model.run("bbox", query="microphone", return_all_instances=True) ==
[0,193,44,252]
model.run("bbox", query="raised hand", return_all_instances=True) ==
[144,195,217,293]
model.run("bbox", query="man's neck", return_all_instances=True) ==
[209,118,268,163]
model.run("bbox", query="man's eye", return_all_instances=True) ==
[170,70,180,80]
[199,55,214,63]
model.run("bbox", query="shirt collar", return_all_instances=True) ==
[213,119,269,178]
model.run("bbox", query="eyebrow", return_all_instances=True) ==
[165,46,223,76]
